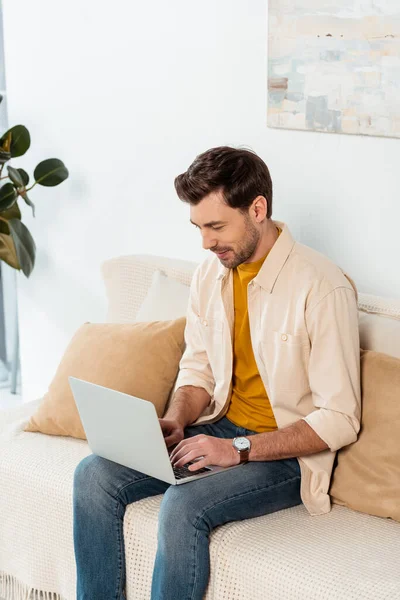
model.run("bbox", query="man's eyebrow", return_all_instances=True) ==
[190,219,227,227]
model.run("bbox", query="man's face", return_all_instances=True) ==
[190,191,261,268]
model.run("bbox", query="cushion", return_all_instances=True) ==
[330,349,400,521]
[24,318,186,439]
[358,312,400,359]
[101,255,195,323]
[135,270,190,322]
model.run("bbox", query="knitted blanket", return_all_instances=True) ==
[1,400,400,600]
[0,399,220,600]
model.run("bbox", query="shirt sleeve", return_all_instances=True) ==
[172,267,216,398]
[303,286,361,452]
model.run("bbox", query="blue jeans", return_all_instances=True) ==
[73,416,302,600]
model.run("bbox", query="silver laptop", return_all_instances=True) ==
[69,377,242,485]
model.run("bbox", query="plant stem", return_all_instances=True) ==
[25,182,37,192]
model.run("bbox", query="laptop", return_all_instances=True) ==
[69,377,242,485]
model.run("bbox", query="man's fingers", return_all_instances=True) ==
[173,448,204,467]
[170,441,197,464]
[188,458,209,472]
[169,438,194,462]
[164,433,182,448]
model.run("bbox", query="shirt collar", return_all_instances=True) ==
[216,220,295,293]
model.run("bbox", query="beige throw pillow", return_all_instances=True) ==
[330,349,400,521]
[24,318,186,439]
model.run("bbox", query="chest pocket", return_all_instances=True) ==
[260,330,310,393]
[198,316,224,332]
[197,316,224,351]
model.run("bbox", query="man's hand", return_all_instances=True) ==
[169,434,240,472]
[159,418,185,448]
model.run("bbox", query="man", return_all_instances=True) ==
[73,146,361,600]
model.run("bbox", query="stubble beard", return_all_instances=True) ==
[217,218,260,269]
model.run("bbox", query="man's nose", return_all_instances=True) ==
[201,232,217,251]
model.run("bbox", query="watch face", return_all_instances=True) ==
[234,437,250,451]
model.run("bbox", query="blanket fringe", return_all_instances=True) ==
[0,572,65,600]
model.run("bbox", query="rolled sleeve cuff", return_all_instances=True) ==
[174,370,215,398]
[303,409,359,453]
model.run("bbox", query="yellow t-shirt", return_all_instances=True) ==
[225,228,281,433]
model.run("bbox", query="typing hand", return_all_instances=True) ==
[169,435,240,472]
[159,418,184,449]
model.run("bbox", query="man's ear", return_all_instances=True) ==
[252,195,268,222]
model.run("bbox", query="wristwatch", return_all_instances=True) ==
[232,436,251,463]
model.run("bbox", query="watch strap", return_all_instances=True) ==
[238,449,249,463]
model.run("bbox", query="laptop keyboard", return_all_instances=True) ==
[173,463,211,480]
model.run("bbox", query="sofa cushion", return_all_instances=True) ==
[23,318,186,439]
[358,312,400,359]
[102,254,195,323]
[135,270,190,322]
[358,291,400,359]
[330,349,400,521]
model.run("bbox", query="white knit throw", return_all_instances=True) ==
[1,399,400,600]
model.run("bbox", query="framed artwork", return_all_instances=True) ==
[268,1,400,138]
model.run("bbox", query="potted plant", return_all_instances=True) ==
[0,96,69,278]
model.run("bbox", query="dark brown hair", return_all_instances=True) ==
[174,146,273,218]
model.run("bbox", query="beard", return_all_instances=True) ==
[215,216,260,269]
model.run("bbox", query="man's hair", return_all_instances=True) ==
[174,146,273,218]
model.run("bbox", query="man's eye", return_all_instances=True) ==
[212,226,224,231]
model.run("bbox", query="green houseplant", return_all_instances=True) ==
[0,96,69,278]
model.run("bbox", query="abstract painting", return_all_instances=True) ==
[268,1,400,138]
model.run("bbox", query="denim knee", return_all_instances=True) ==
[73,454,114,509]
[74,454,99,488]
[158,486,208,540]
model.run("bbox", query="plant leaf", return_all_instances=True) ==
[0,232,21,270]
[0,125,31,158]
[0,183,18,212]
[7,218,36,277]
[7,165,24,187]
[34,158,69,187]
[0,219,10,234]
[0,149,11,165]
[0,131,11,153]
[0,202,22,221]
[20,190,36,217]
[17,168,30,186]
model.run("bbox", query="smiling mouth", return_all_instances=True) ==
[215,250,230,258]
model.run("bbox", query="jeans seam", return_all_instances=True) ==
[189,528,201,600]
[114,494,125,600]
[193,473,301,529]
[114,475,164,599]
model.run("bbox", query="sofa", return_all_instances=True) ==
[1,253,400,600]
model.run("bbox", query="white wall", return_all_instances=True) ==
[2,0,400,401]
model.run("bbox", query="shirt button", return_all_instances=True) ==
[281,334,288,341]
[203,320,208,326]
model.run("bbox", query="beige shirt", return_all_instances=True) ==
[174,220,361,516]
